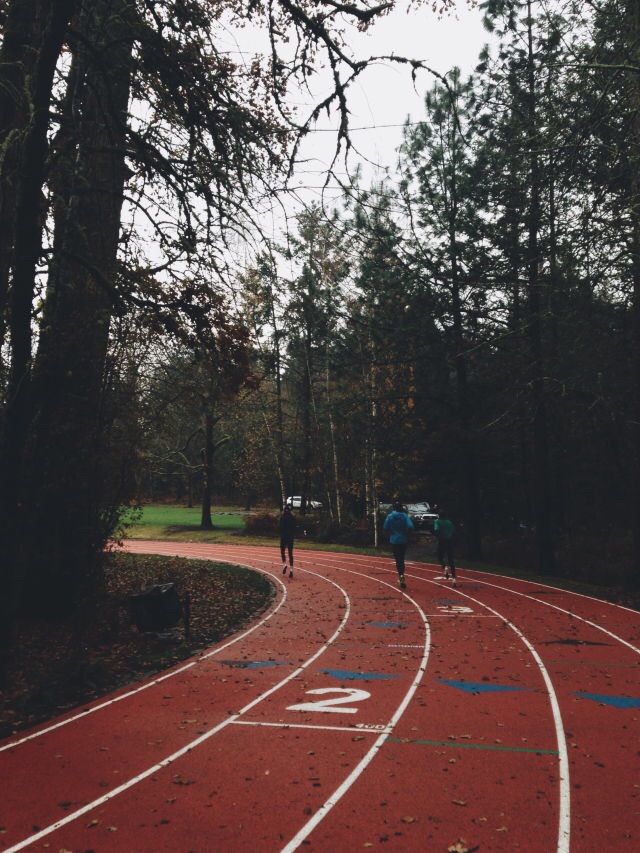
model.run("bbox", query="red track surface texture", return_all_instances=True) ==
[1,544,639,852]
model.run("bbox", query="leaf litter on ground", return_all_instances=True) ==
[0,552,274,738]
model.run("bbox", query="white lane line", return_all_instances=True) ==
[207,548,435,851]
[231,720,386,734]
[449,576,640,656]
[317,550,640,653]
[280,563,431,853]
[299,554,570,853]
[461,567,640,616]
[132,544,620,853]
[404,568,571,853]
[126,546,568,850]
[360,551,640,616]
[3,567,352,853]
[0,565,287,754]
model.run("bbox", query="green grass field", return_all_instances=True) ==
[124,504,246,540]
[123,503,385,551]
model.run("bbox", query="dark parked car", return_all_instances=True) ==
[378,500,438,531]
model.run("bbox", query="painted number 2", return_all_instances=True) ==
[287,687,371,715]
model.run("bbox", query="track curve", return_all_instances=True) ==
[1,542,638,852]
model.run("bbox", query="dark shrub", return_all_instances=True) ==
[316,519,352,543]
[297,517,319,539]
[337,527,374,548]
[245,513,279,536]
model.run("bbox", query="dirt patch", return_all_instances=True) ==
[0,552,274,740]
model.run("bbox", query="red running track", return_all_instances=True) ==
[1,542,639,852]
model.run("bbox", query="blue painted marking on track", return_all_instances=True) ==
[574,691,640,709]
[369,620,407,629]
[440,679,528,694]
[220,660,288,669]
[320,669,399,681]
[434,599,459,606]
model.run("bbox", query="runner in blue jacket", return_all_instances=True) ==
[383,501,414,589]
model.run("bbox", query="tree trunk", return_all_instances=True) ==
[271,302,287,509]
[300,330,312,516]
[0,0,75,663]
[22,0,136,614]
[326,348,341,523]
[201,412,214,529]
[526,0,555,575]
[628,0,640,585]
[371,399,379,549]
[261,407,287,507]
[505,164,531,527]
[0,0,40,354]
[369,359,379,548]
[329,412,342,524]
[448,93,482,560]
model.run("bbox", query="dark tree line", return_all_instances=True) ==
[203,0,640,585]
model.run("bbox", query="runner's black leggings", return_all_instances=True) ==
[437,539,456,577]
[392,543,406,576]
[280,538,294,566]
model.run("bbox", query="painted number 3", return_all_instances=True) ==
[287,687,371,714]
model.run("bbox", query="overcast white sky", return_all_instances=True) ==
[218,0,494,249]
[292,0,491,187]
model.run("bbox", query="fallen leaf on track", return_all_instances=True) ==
[172,775,194,786]
[447,842,479,853]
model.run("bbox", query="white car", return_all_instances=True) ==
[406,504,438,530]
[406,501,431,513]
[286,496,323,511]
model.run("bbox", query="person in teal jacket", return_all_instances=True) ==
[383,501,414,589]
[434,510,456,587]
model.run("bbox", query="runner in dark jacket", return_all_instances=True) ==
[280,505,296,579]
[434,510,456,587]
